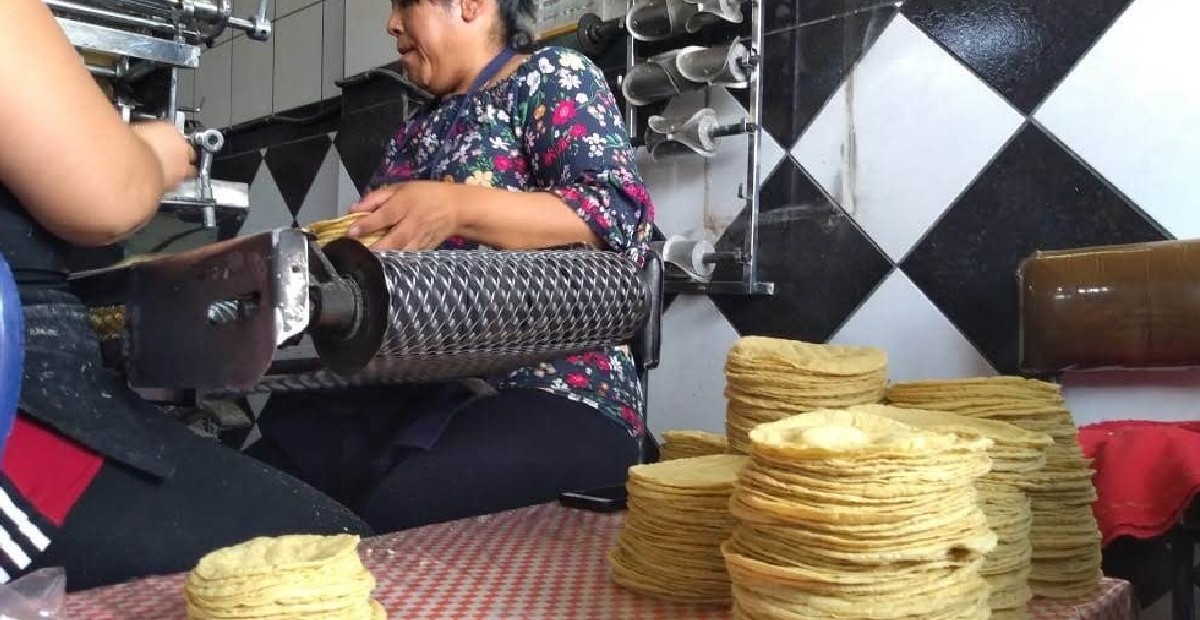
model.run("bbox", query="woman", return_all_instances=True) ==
[0,0,370,591]
[248,0,656,531]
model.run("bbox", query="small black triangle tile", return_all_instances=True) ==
[335,99,408,193]
[264,135,332,218]
[710,157,894,343]
[735,3,898,148]
[764,0,905,34]
[211,150,263,186]
[901,123,1168,375]
[903,0,1134,114]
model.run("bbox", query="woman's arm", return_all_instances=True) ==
[454,186,602,249]
[513,48,653,253]
[0,0,194,247]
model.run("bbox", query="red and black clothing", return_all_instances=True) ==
[0,183,370,591]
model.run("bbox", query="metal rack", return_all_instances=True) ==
[46,0,273,246]
[616,0,774,297]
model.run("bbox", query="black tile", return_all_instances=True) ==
[340,60,426,114]
[711,158,894,342]
[211,149,263,185]
[334,99,408,193]
[264,135,331,217]
[742,5,897,148]
[901,123,1168,374]
[903,0,1133,114]
[221,98,342,156]
[765,0,904,33]
[759,154,827,210]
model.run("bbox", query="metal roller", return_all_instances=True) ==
[310,240,650,381]
[117,229,662,395]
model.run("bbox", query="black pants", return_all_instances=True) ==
[29,418,372,592]
[247,388,640,533]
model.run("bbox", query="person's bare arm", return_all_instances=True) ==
[0,0,188,246]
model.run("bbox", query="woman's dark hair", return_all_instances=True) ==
[497,0,536,51]
[393,0,536,51]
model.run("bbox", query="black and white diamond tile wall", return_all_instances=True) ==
[711,157,893,344]
[264,134,333,220]
[902,0,1135,114]
[1032,0,1200,240]
[644,0,1198,439]
[744,1,898,149]
[791,13,1024,263]
[901,123,1169,374]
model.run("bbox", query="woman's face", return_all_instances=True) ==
[387,0,467,95]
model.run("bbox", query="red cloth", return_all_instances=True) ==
[1079,420,1200,546]
[0,415,103,526]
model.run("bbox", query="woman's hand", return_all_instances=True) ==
[348,181,461,251]
[130,121,196,191]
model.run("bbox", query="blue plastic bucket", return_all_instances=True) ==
[0,254,22,463]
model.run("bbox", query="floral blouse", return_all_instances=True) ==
[369,46,656,439]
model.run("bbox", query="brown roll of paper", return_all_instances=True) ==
[1018,239,1200,373]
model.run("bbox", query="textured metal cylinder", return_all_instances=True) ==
[311,247,650,384]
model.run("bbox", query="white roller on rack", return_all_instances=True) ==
[652,235,715,282]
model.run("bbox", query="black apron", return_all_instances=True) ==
[0,184,175,479]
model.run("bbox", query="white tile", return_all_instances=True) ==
[793,16,1023,263]
[295,145,342,226]
[231,35,275,125]
[335,155,360,216]
[241,158,294,236]
[1061,368,1200,427]
[638,87,785,243]
[647,296,740,436]
[196,43,233,129]
[830,270,996,381]
[176,68,196,111]
[275,0,317,18]
[273,4,324,113]
[344,0,397,77]
[322,0,346,100]
[1035,0,1200,240]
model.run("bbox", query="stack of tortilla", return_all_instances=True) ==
[608,454,748,603]
[852,403,1054,619]
[184,534,385,620]
[723,336,888,454]
[722,410,996,619]
[659,430,729,460]
[885,377,1103,600]
[303,213,384,248]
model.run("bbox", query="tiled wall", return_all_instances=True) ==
[641,0,1200,437]
[180,0,365,129]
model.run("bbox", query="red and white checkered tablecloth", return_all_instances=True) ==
[62,504,1136,619]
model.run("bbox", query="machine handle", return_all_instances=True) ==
[225,0,272,41]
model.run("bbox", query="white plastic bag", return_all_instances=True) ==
[0,568,66,619]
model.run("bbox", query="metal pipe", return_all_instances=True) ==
[46,0,176,33]
[625,27,638,147]
[87,63,120,78]
[710,120,757,139]
[742,0,764,289]
[76,0,176,17]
